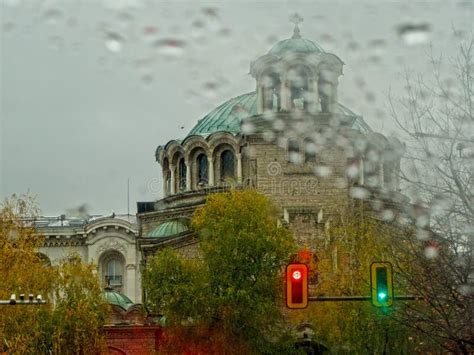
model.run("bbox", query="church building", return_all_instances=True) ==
[136,20,404,266]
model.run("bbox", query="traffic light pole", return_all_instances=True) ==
[308,295,422,302]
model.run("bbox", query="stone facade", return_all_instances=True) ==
[35,215,142,303]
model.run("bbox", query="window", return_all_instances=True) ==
[262,72,281,111]
[304,138,316,162]
[178,158,186,191]
[106,258,123,287]
[288,139,301,163]
[197,154,208,185]
[220,150,235,180]
[288,65,310,110]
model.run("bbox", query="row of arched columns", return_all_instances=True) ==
[157,133,243,197]
[256,68,339,114]
[162,151,243,196]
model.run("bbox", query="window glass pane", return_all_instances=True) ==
[220,150,235,179]
[107,258,123,285]
[197,154,208,184]
[179,158,186,190]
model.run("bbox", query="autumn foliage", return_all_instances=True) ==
[0,194,109,354]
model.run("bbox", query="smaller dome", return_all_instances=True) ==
[269,37,324,56]
[103,286,134,310]
[148,219,189,238]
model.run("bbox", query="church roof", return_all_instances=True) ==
[187,91,371,138]
[103,286,134,310]
[147,219,189,238]
[269,37,325,56]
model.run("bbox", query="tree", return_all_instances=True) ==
[287,202,434,353]
[143,190,298,353]
[0,194,109,354]
[388,39,474,353]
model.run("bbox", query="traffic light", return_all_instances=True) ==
[370,262,393,307]
[286,263,308,309]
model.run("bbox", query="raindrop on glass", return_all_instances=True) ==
[313,166,333,178]
[153,38,186,57]
[43,8,62,25]
[241,121,255,135]
[202,7,219,17]
[397,23,431,46]
[141,74,153,86]
[346,164,358,179]
[350,187,369,200]
[105,32,124,53]
[49,35,64,51]
[424,246,439,259]
[381,209,395,221]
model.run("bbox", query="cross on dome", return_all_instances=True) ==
[289,13,303,38]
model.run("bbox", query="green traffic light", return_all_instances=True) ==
[370,262,393,307]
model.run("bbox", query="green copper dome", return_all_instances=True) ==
[269,37,325,56]
[103,287,134,310]
[187,91,371,137]
[188,92,257,137]
[148,219,189,238]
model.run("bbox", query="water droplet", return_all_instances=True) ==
[232,105,250,119]
[49,35,64,51]
[416,229,430,241]
[202,7,219,17]
[424,246,439,259]
[43,8,62,25]
[192,19,205,28]
[351,187,369,200]
[289,152,302,164]
[320,33,334,43]
[153,38,186,57]
[416,215,429,228]
[397,23,431,46]
[381,209,395,221]
[365,92,376,103]
[272,119,285,131]
[346,164,358,179]
[143,26,158,35]
[241,121,255,134]
[105,32,124,53]
[313,166,332,177]
[203,81,218,98]
[346,40,359,51]
[141,74,153,86]
[263,130,275,142]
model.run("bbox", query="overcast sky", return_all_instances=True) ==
[1,0,472,216]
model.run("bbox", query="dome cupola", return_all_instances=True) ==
[250,14,344,115]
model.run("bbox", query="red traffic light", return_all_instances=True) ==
[286,263,308,309]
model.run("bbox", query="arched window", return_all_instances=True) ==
[288,65,310,110]
[197,154,208,185]
[178,158,187,191]
[106,258,123,287]
[220,150,235,180]
[318,69,335,113]
[165,170,171,195]
[304,138,316,163]
[288,139,301,163]
[262,72,281,111]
